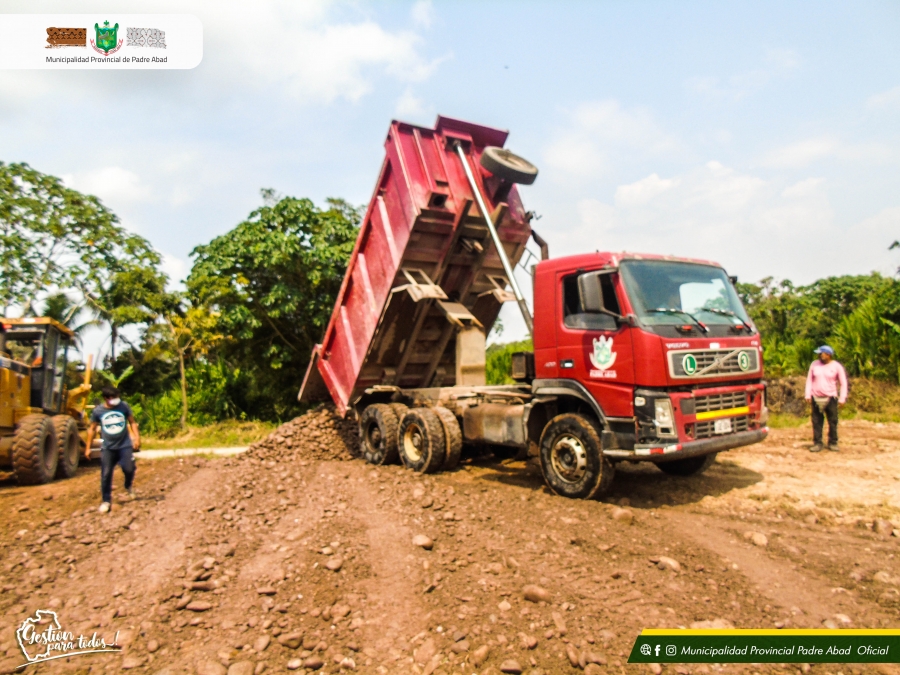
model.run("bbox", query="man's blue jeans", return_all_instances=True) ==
[100,446,135,503]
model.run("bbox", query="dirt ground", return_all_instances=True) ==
[1,415,898,675]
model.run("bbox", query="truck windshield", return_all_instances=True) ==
[619,260,752,328]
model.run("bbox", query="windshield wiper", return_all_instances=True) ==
[647,308,709,334]
[699,306,754,333]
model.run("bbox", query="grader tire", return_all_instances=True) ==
[53,415,80,479]
[13,414,57,486]
[434,406,463,471]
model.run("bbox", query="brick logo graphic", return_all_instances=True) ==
[46,28,86,48]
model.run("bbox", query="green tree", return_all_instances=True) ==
[82,263,169,363]
[0,162,160,321]
[187,192,360,420]
[738,273,891,376]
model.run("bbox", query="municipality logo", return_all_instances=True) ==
[15,609,121,667]
[91,21,122,55]
[589,336,617,371]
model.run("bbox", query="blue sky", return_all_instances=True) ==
[2,0,899,346]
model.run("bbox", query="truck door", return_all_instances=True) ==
[555,270,635,418]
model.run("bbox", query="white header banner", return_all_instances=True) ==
[0,14,202,69]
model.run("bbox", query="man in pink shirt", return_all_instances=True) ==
[804,345,848,452]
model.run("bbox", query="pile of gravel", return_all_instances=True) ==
[244,405,359,462]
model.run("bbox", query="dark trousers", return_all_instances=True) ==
[100,447,135,503]
[811,397,839,446]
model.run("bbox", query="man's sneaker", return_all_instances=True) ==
[124,488,136,501]
[809,444,823,453]
[98,502,111,513]
[828,444,839,452]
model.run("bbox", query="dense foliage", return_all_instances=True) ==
[739,273,900,380]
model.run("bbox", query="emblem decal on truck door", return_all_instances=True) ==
[589,336,617,378]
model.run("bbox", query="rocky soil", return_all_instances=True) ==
[0,411,898,675]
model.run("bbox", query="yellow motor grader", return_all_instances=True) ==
[0,317,94,485]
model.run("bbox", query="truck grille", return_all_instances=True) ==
[669,348,760,379]
[694,415,750,440]
[694,391,748,413]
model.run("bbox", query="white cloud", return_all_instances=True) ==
[63,166,151,204]
[781,177,825,198]
[394,87,426,118]
[202,3,440,104]
[544,100,678,179]
[615,173,677,207]
[683,161,765,212]
[761,136,891,168]
[547,160,870,284]
[867,85,900,111]
[761,136,839,168]
[411,0,435,28]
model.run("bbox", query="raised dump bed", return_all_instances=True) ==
[299,116,534,416]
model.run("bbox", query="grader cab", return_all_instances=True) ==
[0,317,93,485]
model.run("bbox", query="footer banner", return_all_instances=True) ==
[628,630,899,663]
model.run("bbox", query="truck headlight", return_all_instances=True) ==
[654,399,676,437]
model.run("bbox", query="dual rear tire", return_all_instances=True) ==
[358,404,463,473]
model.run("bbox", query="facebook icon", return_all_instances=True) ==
[655,645,661,656]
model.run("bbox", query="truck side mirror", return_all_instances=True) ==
[577,272,603,313]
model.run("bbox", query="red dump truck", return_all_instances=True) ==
[300,115,768,499]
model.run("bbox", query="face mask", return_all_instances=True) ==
[105,398,121,406]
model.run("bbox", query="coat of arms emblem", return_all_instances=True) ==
[92,21,122,55]
[589,336,617,371]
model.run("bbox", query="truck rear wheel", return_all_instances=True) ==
[434,406,462,471]
[388,403,409,421]
[539,413,614,499]
[398,408,446,473]
[13,414,58,486]
[53,415,80,479]
[657,453,717,476]
[359,404,400,465]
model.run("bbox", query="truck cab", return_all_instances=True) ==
[530,252,767,469]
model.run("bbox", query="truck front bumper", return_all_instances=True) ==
[603,428,768,462]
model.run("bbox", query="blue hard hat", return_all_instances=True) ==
[814,345,835,356]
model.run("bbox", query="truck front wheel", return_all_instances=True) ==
[657,453,717,476]
[539,413,614,499]
[359,404,400,465]
[398,408,446,473]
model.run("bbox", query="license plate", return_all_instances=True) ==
[713,418,733,435]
